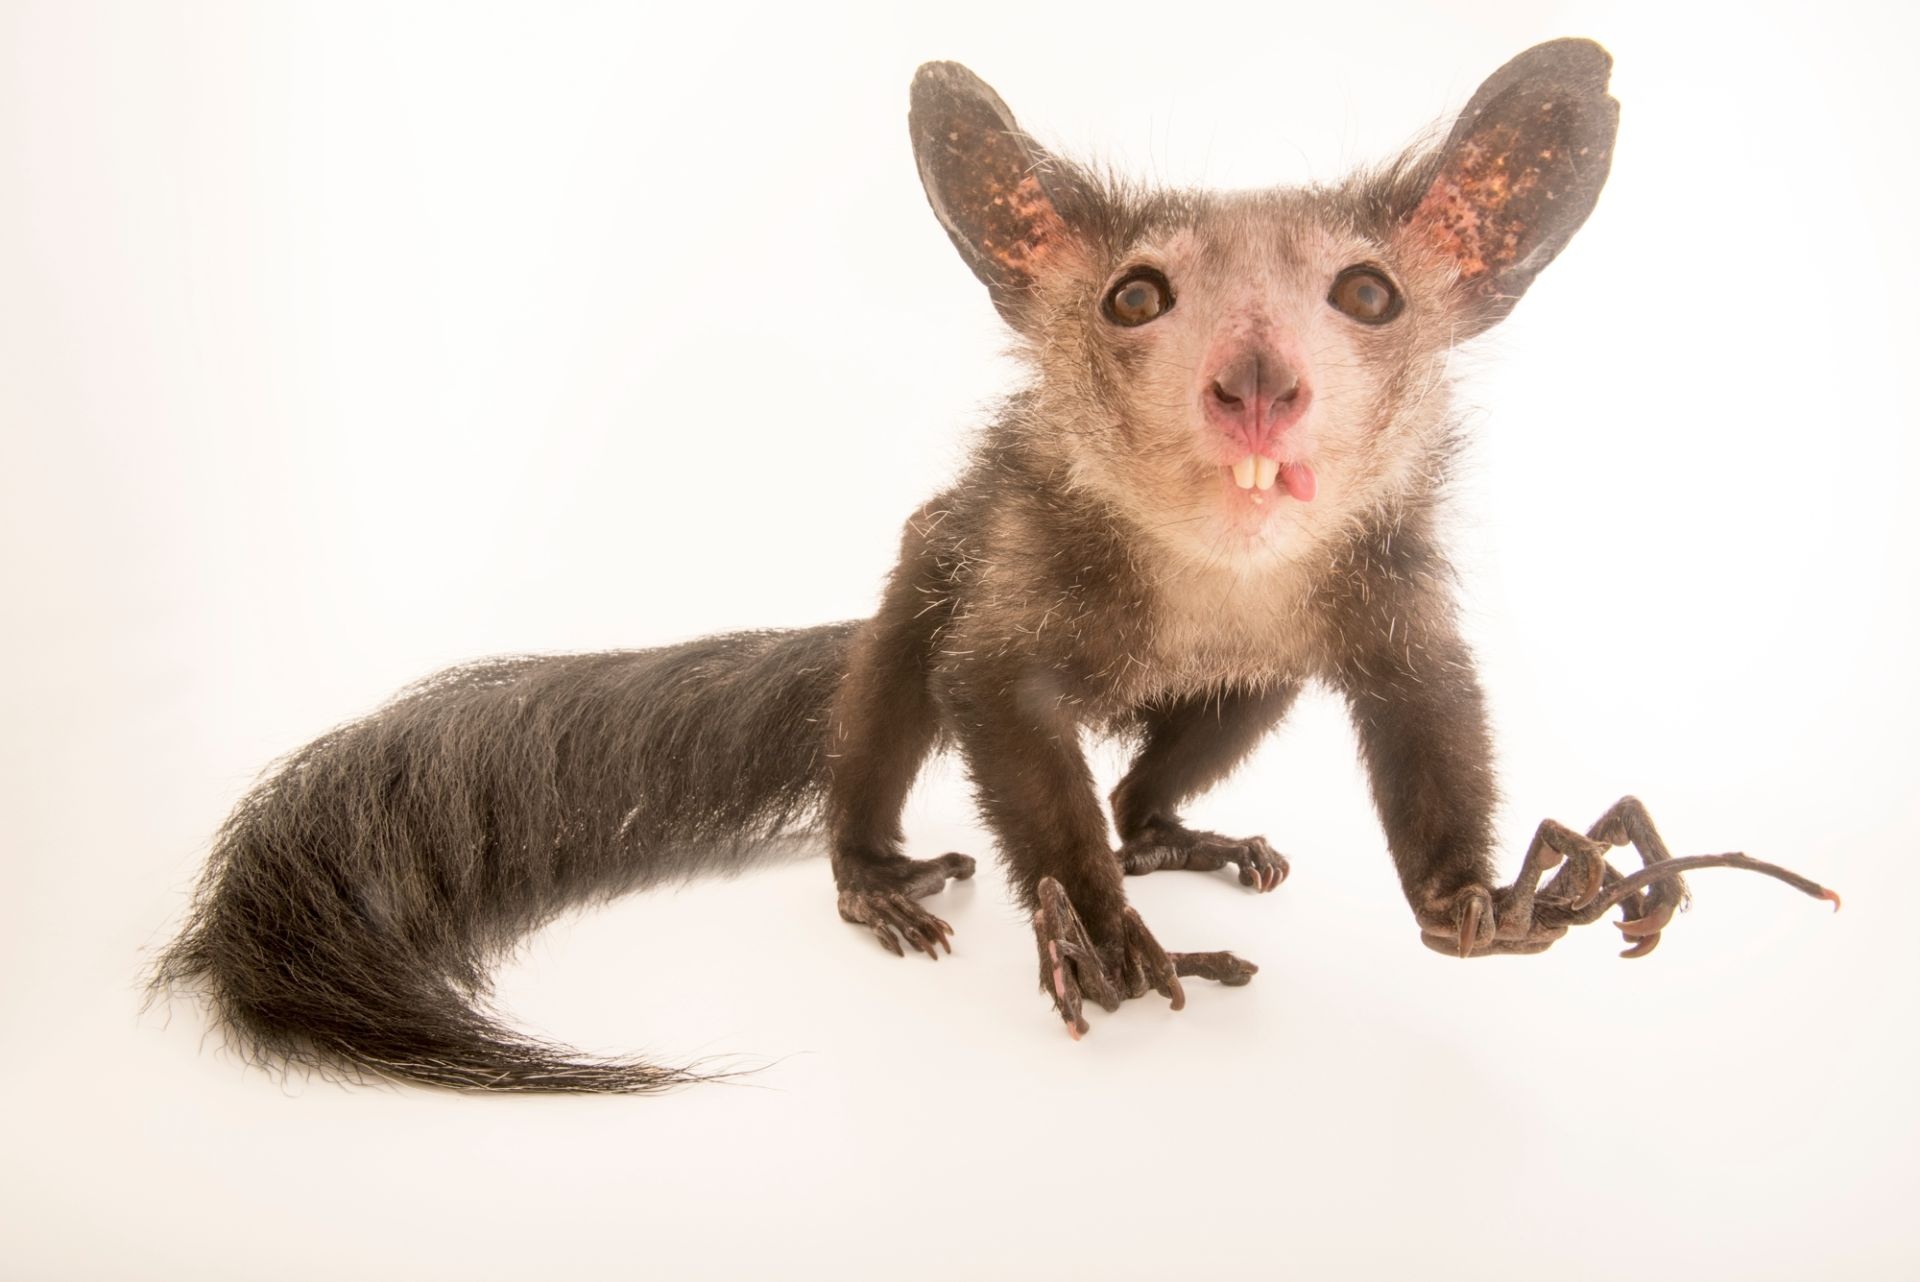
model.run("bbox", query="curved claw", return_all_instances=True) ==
[1121,906,1185,1010]
[1570,845,1609,910]
[1033,876,1249,1038]
[1618,931,1660,959]
[1458,894,1483,959]
[836,851,974,959]
[838,888,954,959]
[1420,875,1578,957]
[1421,930,1559,957]
[1617,899,1676,939]
[1418,885,1509,957]
[1045,938,1088,1039]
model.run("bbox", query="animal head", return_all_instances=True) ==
[909,40,1617,566]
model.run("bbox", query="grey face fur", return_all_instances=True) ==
[909,42,1617,575]
[1014,190,1457,572]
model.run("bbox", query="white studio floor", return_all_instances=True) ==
[6,4,1919,1279]
[15,684,1913,1281]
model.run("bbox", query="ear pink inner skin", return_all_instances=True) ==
[989,174,1067,280]
[1409,129,1535,284]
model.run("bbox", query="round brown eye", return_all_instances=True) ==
[1328,266,1403,324]
[1102,268,1173,327]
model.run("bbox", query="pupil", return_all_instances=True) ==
[1329,268,1398,323]
[1124,286,1150,311]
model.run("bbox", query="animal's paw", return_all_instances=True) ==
[836,851,975,958]
[1414,798,1839,960]
[1415,881,1567,958]
[1116,818,1290,893]
[1033,876,1256,1039]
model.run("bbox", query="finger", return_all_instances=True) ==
[1572,851,1610,910]
[937,852,977,880]
[1170,950,1258,985]
[1458,894,1484,958]
[1123,907,1185,1010]
[1422,932,1558,957]
[1054,938,1123,1012]
[884,894,944,958]
[1046,939,1088,1039]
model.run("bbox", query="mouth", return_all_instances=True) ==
[1226,453,1318,503]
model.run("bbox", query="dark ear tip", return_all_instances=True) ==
[911,61,988,102]
[910,61,1020,143]
[1509,36,1615,91]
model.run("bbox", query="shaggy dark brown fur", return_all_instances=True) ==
[156,631,854,1090]
[159,40,1818,1090]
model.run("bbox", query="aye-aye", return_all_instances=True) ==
[154,38,1837,1092]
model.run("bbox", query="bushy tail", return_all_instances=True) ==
[152,624,856,1093]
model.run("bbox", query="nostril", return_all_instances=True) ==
[1210,380,1244,408]
[1275,377,1302,404]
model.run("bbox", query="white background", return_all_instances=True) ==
[5,2,1918,1278]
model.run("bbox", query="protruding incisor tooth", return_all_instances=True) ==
[1253,456,1278,491]
[1231,454,1256,490]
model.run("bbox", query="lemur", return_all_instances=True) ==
[155,39,1836,1090]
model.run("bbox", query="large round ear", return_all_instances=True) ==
[1400,38,1619,335]
[909,62,1078,328]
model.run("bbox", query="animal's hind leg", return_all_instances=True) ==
[1110,683,1301,893]
[826,634,973,957]
[827,644,973,958]
[825,509,975,958]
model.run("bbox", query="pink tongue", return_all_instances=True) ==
[1278,462,1317,502]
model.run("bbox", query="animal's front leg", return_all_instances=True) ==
[947,667,1256,1037]
[1336,611,1509,953]
[825,506,979,959]
[1339,628,1841,958]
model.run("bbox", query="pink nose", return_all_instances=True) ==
[1204,350,1311,447]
